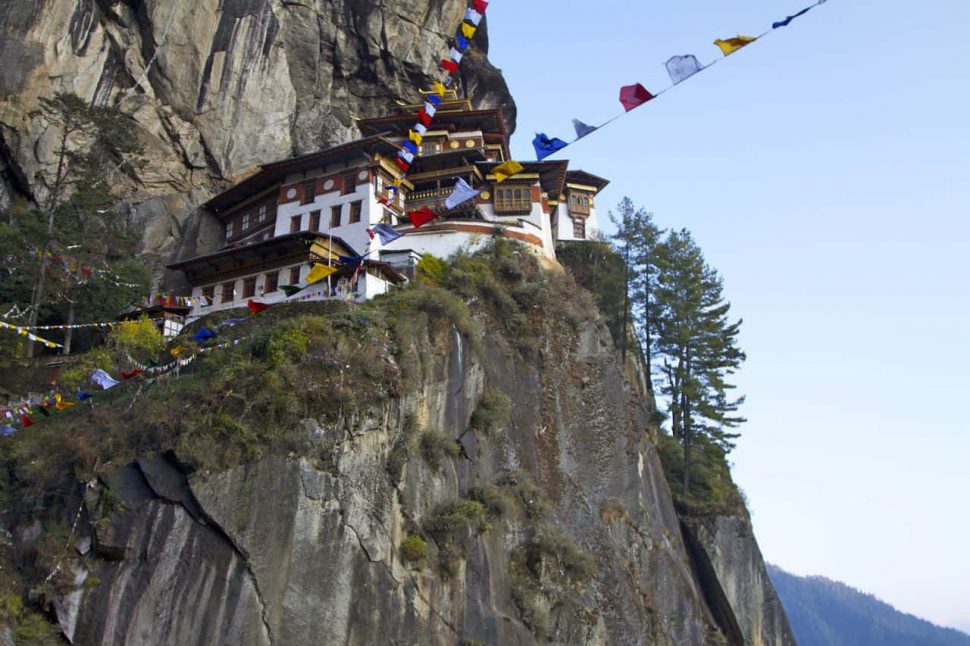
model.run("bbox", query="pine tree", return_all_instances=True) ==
[610,197,663,389]
[654,229,746,496]
[2,92,149,357]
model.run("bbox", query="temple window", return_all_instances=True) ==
[202,286,215,306]
[241,212,251,231]
[242,277,257,299]
[258,204,267,223]
[288,266,301,285]
[265,271,279,294]
[349,201,362,223]
[309,211,321,231]
[331,205,342,227]
[225,221,234,240]
[290,215,301,233]
[221,282,235,303]
[568,192,591,216]
[493,185,532,214]
[573,217,586,239]
[303,181,317,204]
[342,172,356,195]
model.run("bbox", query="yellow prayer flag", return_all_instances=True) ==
[433,81,447,97]
[409,130,423,146]
[461,23,477,40]
[392,179,403,188]
[54,394,76,410]
[714,35,757,56]
[306,263,338,285]
[493,160,525,183]
[171,346,183,356]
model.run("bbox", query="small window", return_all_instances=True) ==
[349,201,362,224]
[493,185,531,214]
[265,271,279,294]
[202,286,215,306]
[331,205,342,228]
[221,282,235,303]
[258,205,267,223]
[573,218,586,239]
[241,212,251,231]
[290,215,301,233]
[288,266,301,285]
[303,181,317,205]
[242,277,257,299]
[225,221,234,240]
[309,211,320,231]
[342,172,356,195]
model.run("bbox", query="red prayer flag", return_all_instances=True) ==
[120,369,143,380]
[408,207,438,228]
[417,108,433,127]
[248,300,272,314]
[20,414,33,428]
[473,0,489,12]
[81,267,92,278]
[440,59,459,74]
[394,157,410,172]
[619,83,655,112]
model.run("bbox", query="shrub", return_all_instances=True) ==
[600,499,628,525]
[416,253,448,286]
[400,535,428,563]
[469,387,510,435]
[419,429,460,472]
[110,315,166,362]
[656,432,746,517]
[57,346,114,392]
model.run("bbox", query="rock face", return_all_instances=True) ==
[48,315,794,645]
[0,0,515,263]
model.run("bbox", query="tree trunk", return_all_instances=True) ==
[63,301,75,355]
[682,348,692,498]
[621,246,630,364]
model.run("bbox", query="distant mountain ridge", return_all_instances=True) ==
[767,564,970,646]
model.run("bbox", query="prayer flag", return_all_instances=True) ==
[461,22,477,39]
[417,108,433,127]
[445,178,481,209]
[171,346,183,356]
[215,317,247,329]
[54,395,75,411]
[402,141,418,155]
[427,94,442,107]
[714,35,757,56]
[281,285,306,297]
[20,414,33,428]
[91,369,120,390]
[473,0,489,12]
[413,124,427,136]
[665,55,704,84]
[192,328,216,342]
[398,149,415,164]
[424,102,437,118]
[773,6,813,29]
[532,133,569,161]
[441,59,459,74]
[248,300,272,314]
[0,425,15,437]
[620,83,655,112]
[395,157,411,173]
[573,119,598,139]
[372,223,404,245]
[408,207,438,228]
[433,81,447,96]
[493,160,525,183]
[449,48,463,64]
[465,8,482,26]
[77,387,93,401]
[306,263,338,285]
[409,130,424,146]
[456,35,470,52]
[33,406,50,417]
[120,369,143,381]
[339,255,365,266]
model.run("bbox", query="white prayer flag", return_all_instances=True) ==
[398,149,415,164]
[424,102,437,118]
[445,178,481,210]
[449,48,463,64]
[665,55,704,85]
[91,369,120,390]
[465,9,482,26]
[414,123,427,136]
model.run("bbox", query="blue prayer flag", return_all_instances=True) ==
[427,94,442,107]
[532,133,569,161]
[403,141,418,155]
[339,255,365,266]
[372,223,404,245]
[457,35,470,52]
[1,425,16,437]
[193,328,216,342]
[773,5,813,29]
[572,119,598,139]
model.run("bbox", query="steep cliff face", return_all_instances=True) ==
[0,0,515,261]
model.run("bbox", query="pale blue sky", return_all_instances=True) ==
[488,0,970,633]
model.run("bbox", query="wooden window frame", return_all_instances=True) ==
[257,204,267,223]
[303,181,317,205]
[342,172,356,196]
[241,212,251,231]
[225,221,234,240]
[331,205,342,228]
[349,201,362,224]
[221,282,235,303]
[201,286,215,306]
[242,276,257,299]
[265,270,279,294]
[572,218,586,239]
[309,211,321,232]
[290,215,301,233]
[493,185,532,215]
[288,266,301,285]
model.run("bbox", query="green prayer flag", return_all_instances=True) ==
[281,285,306,297]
